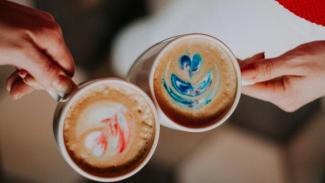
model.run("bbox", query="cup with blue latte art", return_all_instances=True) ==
[127,33,242,132]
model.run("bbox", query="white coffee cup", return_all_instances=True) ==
[52,78,160,182]
[127,33,247,133]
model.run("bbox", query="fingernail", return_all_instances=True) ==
[51,75,76,98]
[12,93,22,100]
[17,70,28,78]
[241,79,256,86]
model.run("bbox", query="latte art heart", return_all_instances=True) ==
[162,52,220,109]
[179,53,202,78]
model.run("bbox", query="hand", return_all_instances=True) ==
[0,0,75,100]
[240,41,325,112]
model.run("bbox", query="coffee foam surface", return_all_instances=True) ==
[153,36,238,128]
[63,82,156,177]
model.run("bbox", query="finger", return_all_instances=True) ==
[242,78,287,102]
[6,70,20,92]
[4,0,55,21]
[22,73,43,90]
[241,56,301,83]
[9,76,34,100]
[240,52,266,85]
[41,35,75,76]
[26,23,75,76]
[7,70,42,93]
[239,52,265,68]
[18,41,76,97]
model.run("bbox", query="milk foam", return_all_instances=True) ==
[153,36,237,127]
[78,103,131,158]
[63,81,156,176]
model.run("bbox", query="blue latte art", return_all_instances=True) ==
[170,72,212,97]
[180,54,202,78]
[162,53,220,109]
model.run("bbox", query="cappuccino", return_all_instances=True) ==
[153,36,238,128]
[62,80,157,178]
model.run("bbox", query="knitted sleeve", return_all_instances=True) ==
[276,0,325,26]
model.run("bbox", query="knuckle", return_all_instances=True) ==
[42,12,56,22]
[262,61,273,78]
[24,51,59,84]
[37,60,60,86]
[46,22,63,40]
[289,57,310,74]
[50,22,63,34]
[17,29,33,40]
[50,22,62,33]
[36,21,62,39]
[35,55,55,72]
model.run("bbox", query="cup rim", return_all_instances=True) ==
[149,33,242,132]
[56,78,160,182]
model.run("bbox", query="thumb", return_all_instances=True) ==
[242,78,285,102]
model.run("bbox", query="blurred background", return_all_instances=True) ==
[1,0,325,183]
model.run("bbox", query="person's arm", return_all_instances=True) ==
[0,0,75,99]
[241,41,325,112]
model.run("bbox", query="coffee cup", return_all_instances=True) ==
[127,33,246,132]
[52,78,159,182]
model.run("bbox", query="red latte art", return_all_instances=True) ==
[63,81,157,178]
[84,109,133,157]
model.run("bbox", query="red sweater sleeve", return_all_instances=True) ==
[276,0,325,26]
